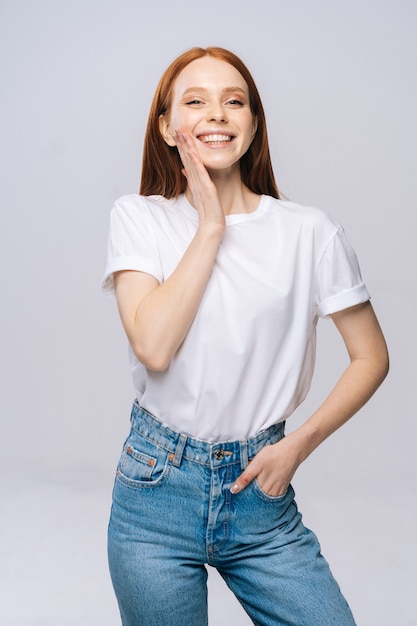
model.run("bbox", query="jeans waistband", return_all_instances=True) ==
[130,401,285,470]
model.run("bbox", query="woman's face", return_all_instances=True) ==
[159,56,257,174]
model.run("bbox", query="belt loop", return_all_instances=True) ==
[171,433,187,467]
[130,400,138,425]
[239,440,249,470]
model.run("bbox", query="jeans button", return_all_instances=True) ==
[214,449,224,460]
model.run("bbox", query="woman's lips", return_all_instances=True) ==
[198,133,234,144]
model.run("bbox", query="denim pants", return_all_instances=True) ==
[108,402,356,626]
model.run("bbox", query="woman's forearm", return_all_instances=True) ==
[115,221,224,371]
[289,349,389,465]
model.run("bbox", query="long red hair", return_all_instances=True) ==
[140,47,280,199]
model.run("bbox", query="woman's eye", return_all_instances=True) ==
[186,99,203,105]
[227,99,245,106]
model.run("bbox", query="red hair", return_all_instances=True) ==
[140,47,280,199]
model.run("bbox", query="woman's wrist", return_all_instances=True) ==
[196,219,226,240]
[285,423,324,466]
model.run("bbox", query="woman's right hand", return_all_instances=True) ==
[114,131,226,372]
[174,130,226,232]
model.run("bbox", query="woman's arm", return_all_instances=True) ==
[231,301,389,496]
[114,132,226,372]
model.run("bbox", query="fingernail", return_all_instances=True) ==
[230,484,239,494]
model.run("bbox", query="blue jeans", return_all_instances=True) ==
[108,402,356,626]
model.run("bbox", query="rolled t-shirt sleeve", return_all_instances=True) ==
[316,226,370,318]
[101,195,163,295]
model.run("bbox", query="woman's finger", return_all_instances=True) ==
[175,131,210,182]
[230,457,263,494]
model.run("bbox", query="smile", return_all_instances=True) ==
[199,134,234,144]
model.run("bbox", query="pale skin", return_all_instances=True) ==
[114,57,389,497]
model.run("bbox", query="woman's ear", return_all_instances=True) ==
[159,114,176,147]
[251,116,258,139]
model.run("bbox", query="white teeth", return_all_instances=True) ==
[201,134,232,143]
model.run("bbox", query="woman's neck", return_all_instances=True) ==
[185,170,260,216]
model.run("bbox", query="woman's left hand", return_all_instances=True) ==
[230,434,302,497]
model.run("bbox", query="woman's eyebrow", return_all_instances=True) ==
[181,86,248,97]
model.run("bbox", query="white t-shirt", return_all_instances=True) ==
[102,193,370,441]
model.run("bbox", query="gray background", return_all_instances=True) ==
[1,0,416,624]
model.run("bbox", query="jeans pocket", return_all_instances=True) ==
[251,480,292,503]
[116,431,171,488]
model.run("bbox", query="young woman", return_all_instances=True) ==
[102,46,388,625]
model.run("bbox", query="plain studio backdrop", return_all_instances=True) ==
[1,1,416,624]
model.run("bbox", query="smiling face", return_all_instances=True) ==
[159,56,257,175]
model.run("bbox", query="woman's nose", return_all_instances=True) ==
[207,104,227,123]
